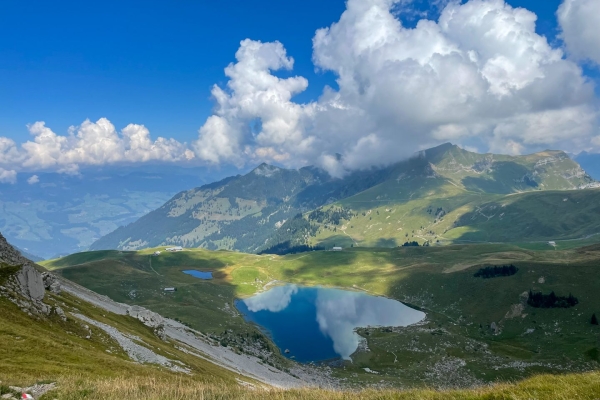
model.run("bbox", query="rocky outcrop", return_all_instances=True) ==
[0,232,56,317]
[490,322,500,335]
[127,305,164,328]
[42,272,61,294]
[0,232,33,266]
[15,264,45,301]
[1,266,50,317]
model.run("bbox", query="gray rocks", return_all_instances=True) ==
[0,232,33,266]
[73,313,189,373]
[0,234,67,322]
[42,272,61,294]
[519,291,529,305]
[504,303,525,320]
[6,382,56,399]
[154,325,167,341]
[127,305,164,328]
[2,265,50,317]
[54,306,67,321]
[15,264,45,301]
[490,322,500,335]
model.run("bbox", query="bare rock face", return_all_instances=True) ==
[0,232,33,266]
[16,264,45,301]
[127,305,164,328]
[0,231,50,316]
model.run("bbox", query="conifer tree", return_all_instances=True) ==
[592,313,599,325]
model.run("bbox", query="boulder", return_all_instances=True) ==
[127,305,164,328]
[519,291,529,306]
[490,322,500,335]
[15,264,45,301]
[42,272,62,294]
[504,303,525,319]
[54,306,67,321]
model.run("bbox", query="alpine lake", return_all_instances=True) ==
[182,270,213,280]
[234,284,425,363]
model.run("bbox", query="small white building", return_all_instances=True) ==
[548,241,556,248]
[164,287,177,292]
[152,251,161,256]
[166,246,183,252]
[332,246,343,251]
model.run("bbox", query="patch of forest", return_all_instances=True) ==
[474,264,518,278]
[527,291,579,308]
[258,242,324,255]
[255,214,320,255]
[308,206,355,225]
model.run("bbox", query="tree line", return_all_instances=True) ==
[474,264,518,278]
[527,291,579,309]
[258,241,324,255]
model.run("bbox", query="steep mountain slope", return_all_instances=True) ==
[275,145,598,249]
[91,164,328,252]
[91,144,595,253]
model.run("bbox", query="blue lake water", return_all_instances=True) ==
[235,285,425,363]
[182,270,213,280]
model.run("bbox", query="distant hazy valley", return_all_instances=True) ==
[0,165,237,259]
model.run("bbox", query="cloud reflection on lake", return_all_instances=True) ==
[237,285,425,362]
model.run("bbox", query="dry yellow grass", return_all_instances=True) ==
[3,371,596,400]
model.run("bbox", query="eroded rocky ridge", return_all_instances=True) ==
[0,232,62,317]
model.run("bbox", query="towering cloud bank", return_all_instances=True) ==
[558,0,600,66]
[195,0,599,175]
[1,0,599,179]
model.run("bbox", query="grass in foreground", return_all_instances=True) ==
[1,371,598,399]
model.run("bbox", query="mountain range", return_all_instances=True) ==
[90,143,598,254]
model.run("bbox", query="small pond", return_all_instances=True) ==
[235,285,425,363]
[182,270,213,280]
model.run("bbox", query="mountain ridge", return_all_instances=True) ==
[90,143,595,253]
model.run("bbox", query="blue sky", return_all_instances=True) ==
[0,0,599,179]
[0,0,347,142]
[0,0,591,142]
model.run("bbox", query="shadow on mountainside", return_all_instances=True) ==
[452,189,600,243]
[375,238,399,248]
[461,161,537,194]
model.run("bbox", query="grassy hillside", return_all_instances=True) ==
[0,264,249,397]
[307,186,600,249]
[42,243,600,389]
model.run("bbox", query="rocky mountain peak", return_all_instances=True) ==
[252,163,282,177]
[0,232,32,267]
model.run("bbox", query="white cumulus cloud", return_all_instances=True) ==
[0,118,194,174]
[27,175,39,184]
[194,0,600,175]
[194,39,315,167]
[0,168,17,184]
[2,0,600,176]
[558,0,600,66]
